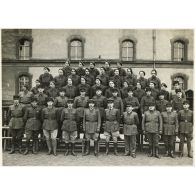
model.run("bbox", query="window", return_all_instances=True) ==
[70,39,82,60]
[19,75,30,91]
[173,76,185,90]
[170,37,189,61]
[119,36,137,61]
[16,36,33,60]
[171,73,189,90]
[67,35,85,60]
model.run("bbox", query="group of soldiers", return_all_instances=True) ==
[7,60,193,159]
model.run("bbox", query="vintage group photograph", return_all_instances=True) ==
[1,29,194,166]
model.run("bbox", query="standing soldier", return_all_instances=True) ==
[123,103,139,158]
[120,81,130,99]
[147,69,161,90]
[142,102,163,158]
[83,99,101,156]
[156,92,168,113]
[61,99,78,156]
[161,102,178,158]
[76,61,85,78]
[137,71,148,90]
[125,68,137,88]
[133,82,145,103]
[104,98,121,155]
[31,79,41,95]
[39,66,53,90]
[23,97,42,155]
[62,59,72,77]
[34,85,48,110]
[73,88,89,138]
[178,100,193,158]
[54,68,67,89]
[8,95,25,154]
[46,81,59,100]
[63,77,77,99]
[42,97,58,156]
[149,81,159,100]
[172,89,186,112]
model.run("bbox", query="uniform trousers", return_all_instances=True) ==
[62,131,77,143]
[163,135,175,151]
[147,132,159,148]
[43,129,58,140]
[124,135,136,154]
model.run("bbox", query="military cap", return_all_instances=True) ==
[88,99,95,104]
[37,84,44,89]
[126,103,134,107]
[145,87,151,92]
[95,87,103,92]
[95,77,102,82]
[31,97,38,102]
[58,88,65,93]
[80,88,86,92]
[127,86,134,92]
[13,95,20,100]
[107,98,114,104]
[166,102,172,107]
[175,89,182,93]
[112,88,119,93]
[173,80,180,85]
[139,70,146,76]
[161,83,167,88]
[158,91,165,96]
[183,100,190,105]
[50,80,56,85]
[46,97,54,102]
[44,66,50,72]
[67,99,74,104]
[148,102,156,107]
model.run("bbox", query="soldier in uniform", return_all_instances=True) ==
[104,98,121,155]
[39,66,53,90]
[70,68,80,86]
[133,82,145,102]
[104,60,114,78]
[178,100,193,158]
[123,103,139,158]
[23,97,42,155]
[63,77,77,99]
[160,83,169,101]
[62,59,72,77]
[116,61,126,78]
[8,95,25,154]
[54,68,67,89]
[149,81,159,100]
[90,77,106,98]
[137,71,148,90]
[147,69,161,90]
[125,68,137,88]
[34,85,48,110]
[61,99,78,156]
[170,80,186,101]
[78,76,91,97]
[89,62,100,80]
[142,102,163,158]
[73,88,89,138]
[98,66,109,87]
[83,99,101,156]
[84,68,95,86]
[172,89,186,112]
[76,61,85,78]
[156,92,169,113]
[161,102,178,158]
[41,97,58,156]
[31,79,41,95]
[46,81,59,100]
[111,68,123,89]
[105,80,121,98]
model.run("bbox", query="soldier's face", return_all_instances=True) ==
[174,84,180,89]
[50,82,55,88]
[89,103,95,108]
[58,70,63,76]
[68,79,72,85]
[85,70,89,75]
[14,99,19,105]
[22,86,27,91]
[166,107,172,112]
[80,92,85,96]
[47,101,53,106]
[59,92,65,96]
[31,101,37,107]
[114,70,119,75]
[96,90,102,96]
[78,62,83,67]
[127,106,133,113]
[161,86,165,90]
[159,95,164,100]
[183,104,189,109]
[64,61,69,67]
[90,63,94,68]
[44,69,49,73]
[109,82,114,88]
[36,81,40,86]
[123,82,128,88]
[100,68,105,74]
[128,91,133,96]
[105,62,109,67]
[96,79,101,85]
[112,92,118,97]
[71,70,76,75]
[108,103,113,108]
[81,78,85,84]
[137,83,141,88]
[149,106,155,111]
[146,91,151,96]
[149,83,154,88]
[139,72,144,77]
[177,92,182,98]
[151,72,156,77]
[127,69,132,75]
[68,103,73,108]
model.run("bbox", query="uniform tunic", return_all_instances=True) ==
[178,109,193,134]
[120,87,129,99]
[142,110,162,133]
[54,75,67,88]
[76,67,85,77]
[150,88,159,100]
[133,88,145,102]
[105,67,114,78]
[147,76,161,90]
[8,104,25,129]
[170,89,186,101]
[137,77,148,89]
[123,111,139,135]
[19,91,33,105]
[34,93,48,108]
[39,73,53,88]
[118,67,126,77]
[159,89,169,101]
[83,108,101,134]
[70,74,80,86]
[140,95,156,114]
[61,108,78,132]
[84,74,94,86]
[53,96,68,108]
[41,107,58,131]
[46,87,58,99]
[98,74,109,87]
[125,75,137,87]
[63,85,77,99]
[24,105,42,131]
[172,96,185,112]
[112,96,124,115]
[77,83,91,97]
[62,66,72,77]
[111,75,123,89]
[89,68,100,80]
[105,87,121,98]
[90,84,106,98]
[92,95,107,118]
[156,99,168,113]
[161,111,178,135]
[123,96,140,111]
[31,86,39,95]
[105,108,120,133]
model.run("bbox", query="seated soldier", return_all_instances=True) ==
[46,81,59,100]
[172,89,186,112]
[156,92,168,113]
[31,79,41,95]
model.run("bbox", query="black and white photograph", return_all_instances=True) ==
[1,29,194,166]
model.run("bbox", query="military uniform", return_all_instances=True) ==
[137,77,148,89]
[89,68,100,80]
[63,85,77,99]
[76,67,85,77]
[54,75,67,89]
[172,96,186,112]
[19,90,33,109]
[133,88,145,102]
[70,74,80,86]
[34,92,48,109]
[170,89,186,101]
[123,111,139,157]
[105,67,114,78]
[159,89,169,101]
[39,73,53,89]
[150,88,159,100]
[140,95,155,114]
[142,110,162,157]
[8,100,25,154]
[156,99,169,113]
[147,76,161,90]
[123,96,140,112]
[178,109,193,157]
[112,96,124,117]
[46,87,59,99]
[23,102,42,154]
[84,74,94,86]
[118,67,126,78]
[31,86,40,95]
[161,111,178,157]
[62,66,72,77]
[125,75,137,88]
[77,83,91,97]
[111,75,123,89]
[91,84,106,98]
[120,87,129,99]
[98,74,109,87]
[105,87,121,98]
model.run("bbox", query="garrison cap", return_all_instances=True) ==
[145,87,151,92]
[13,95,20,100]
[166,102,172,107]
[46,97,54,102]
[88,99,95,104]
[107,98,114,103]
[126,103,134,107]
[183,100,190,105]
[67,99,74,104]
[44,66,50,72]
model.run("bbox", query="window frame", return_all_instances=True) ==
[171,73,189,90]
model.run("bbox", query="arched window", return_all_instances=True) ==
[19,75,30,91]
[16,36,33,60]
[170,37,188,62]
[171,73,189,90]
[16,72,32,93]
[67,35,85,60]
[173,76,185,90]
[119,36,137,61]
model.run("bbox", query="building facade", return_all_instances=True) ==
[1,29,194,104]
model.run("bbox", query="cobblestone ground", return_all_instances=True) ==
[3,145,193,166]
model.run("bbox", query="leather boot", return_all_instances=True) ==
[83,141,90,156]
[18,139,23,154]
[52,139,57,156]
[179,143,184,157]
[9,138,16,154]
[124,151,130,156]
[71,143,77,156]
[23,140,30,155]
[105,142,109,155]
[32,140,38,154]
[46,140,52,155]
[155,147,160,159]
[164,145,169,157]
[170,150,175,158]
[64,143,69,156]
[148,146,153,157]
[131,152,136,158]
[94,141,98,156]
[113,142,118,156]
[187,141,193,158]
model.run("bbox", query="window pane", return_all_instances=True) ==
[70,40,82,60]
[122,40,134,61]
[173,41,185,61]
